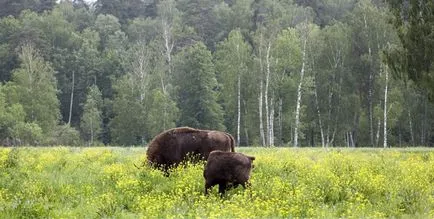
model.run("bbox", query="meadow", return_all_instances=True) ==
[0,147,433,218]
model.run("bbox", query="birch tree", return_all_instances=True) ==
[110,42,152,145]
[383,62,389,147]
[215,29,252,145]
[80,84,103,146]
[157,0,181,93]
[255,30,266,146]
[293,21,310,147]
[314,22,351,147]
[10,43,60,135]
[273,28,302,146]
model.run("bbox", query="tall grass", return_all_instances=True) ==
[0,147,433,218]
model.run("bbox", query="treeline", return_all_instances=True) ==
[0,0,432,147]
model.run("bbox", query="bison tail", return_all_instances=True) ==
[228,133,235,152]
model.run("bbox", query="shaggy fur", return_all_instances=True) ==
[146,127,235,172]
[203,150,255,196]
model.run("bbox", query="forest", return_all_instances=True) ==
[0,0,433,147]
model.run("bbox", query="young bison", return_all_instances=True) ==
[204,151,255,196]
[146,127,235,173]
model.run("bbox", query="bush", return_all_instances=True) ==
[46,125,82,146]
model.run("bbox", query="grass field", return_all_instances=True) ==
[0,147,433,218]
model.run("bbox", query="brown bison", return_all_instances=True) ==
[146,127,235,172]
[204,150,255,196]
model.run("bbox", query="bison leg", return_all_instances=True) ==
[241,181,252,189]
[162,165,171,177]
[218,183,227,196]
[242,183,246,189]
[204,182,212,195]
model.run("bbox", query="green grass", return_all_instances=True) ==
[0,147,433,218]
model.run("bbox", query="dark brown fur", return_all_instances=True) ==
[203,150,255,196]
[146,127,235,172]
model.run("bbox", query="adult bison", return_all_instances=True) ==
[204,150,255,196]
[146,127,235,172]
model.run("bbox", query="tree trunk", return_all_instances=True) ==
[349,131,355,147]
[278,98,283,146]
[294,24,308,148]
[314,78,325,148]
[362,12,375,147]
[325,92,332,147]
[243,100,249,146]
[383,63,389,148]
[269,96,274,146]
[265,42,271,146]
[90,117,94,146]
[376,119,381,147]
[259,81,265,147]
[162,15,174,94]
[421,96,427,145]
[352,110,360,147]
[258,33,266,147]
[408,110,414,146]
[68,70,75,125]
[237,71,241,146]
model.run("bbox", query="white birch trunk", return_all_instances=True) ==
[326,87,333,147]
[314,78,325,147]
[278,98,283,146]
[258,33,266,147]
[265,42,271,146]
[162,19,174,94]
[375,119,381,147]
[422,98,427,145]
[269,96,274,146]
[294,24,308,147]
[383,63,389,148]
[259,81,265,146]
[90,117,94,146]
[68,70,75,125]
[408,110,414,146]
[235,43,242,146]
[243,100,250,146]
[132,44,150,103]
[346,132,350,147]
[363,13,375,147]
[237,71,241,146]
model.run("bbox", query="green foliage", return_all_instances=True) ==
[0,85,34,144]
[48,124,82,146]
[9,44,60,135]
[387,0,434,99]
[11,122,43,145]
[110,74,147,145]
[215,29,252,134]
[0,0,432,146]
[145,89,179,139]
[0,147,433,218]
[80,84,103,145]
[0,0,56,18]
[174,42,225,130]
[94,0,153,25]
[94,14,122,51]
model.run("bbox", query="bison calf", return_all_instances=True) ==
[204,151,255,196]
